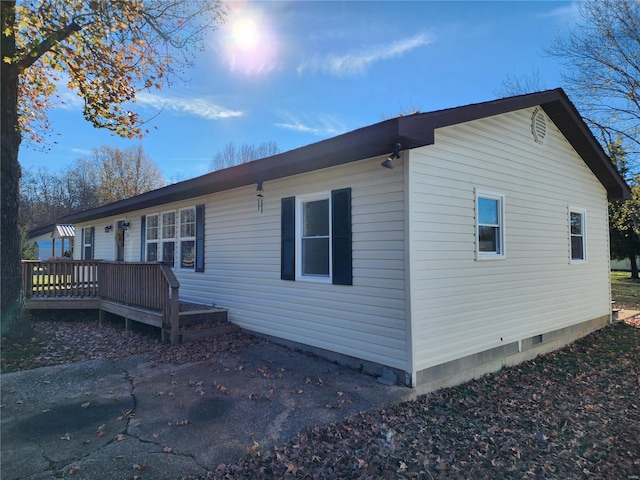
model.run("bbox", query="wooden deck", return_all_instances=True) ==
[21,260,227,344]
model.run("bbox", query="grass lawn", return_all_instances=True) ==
[611,270,640,310]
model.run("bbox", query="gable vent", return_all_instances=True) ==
[531,108,547,144]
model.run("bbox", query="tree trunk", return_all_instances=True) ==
[1,0,31,339]
[630,254,639,280]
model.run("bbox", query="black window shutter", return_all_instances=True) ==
[140,216,146,262]
[81,228,85,260]
[281,196,295,280]
[332,188,352,285]
[195,204,205,272]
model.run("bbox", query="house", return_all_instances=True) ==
[27,224,75,260]
[58,89,630,388]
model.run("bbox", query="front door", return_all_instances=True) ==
[116,220,125,261]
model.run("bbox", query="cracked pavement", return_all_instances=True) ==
[1,342,409,479]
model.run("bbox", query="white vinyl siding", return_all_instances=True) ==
[94,159,408,370]
[407,107,611,373]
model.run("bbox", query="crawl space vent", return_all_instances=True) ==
[531,108,547,144]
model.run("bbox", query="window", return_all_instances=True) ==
[146,214,159,262]
[180,207,196,269]
[476,190,505,259]
[82,226,94,260]
[281,188,352,285]
[300,196,330,277]
[162,212,176,267]
[141,205,205,271]
[570,208,586,262]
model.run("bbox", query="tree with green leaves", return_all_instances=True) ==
[1,0,225,339]
[607,139,640,278]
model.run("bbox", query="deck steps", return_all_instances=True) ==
[163,303,235,343]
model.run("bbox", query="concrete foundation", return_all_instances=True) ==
[251,314,610,391]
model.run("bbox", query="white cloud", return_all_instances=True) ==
[539,2,581,20]
[135,92,244,120]
[56,89,84,109]
[274,113,346,137]
[52,78,243,121]
[70,147,94,156]
[298,32,433,76]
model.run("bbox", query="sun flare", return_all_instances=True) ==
[221,12,278,75]
[232,18,259,50]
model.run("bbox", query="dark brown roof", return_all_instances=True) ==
[60,88,630,224]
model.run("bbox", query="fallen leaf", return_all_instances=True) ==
[81,402,90,409]
[115,434,125,441]
[60,432,72,441]
[163,446,173,453]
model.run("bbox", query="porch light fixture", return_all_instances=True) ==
[104,225,113,233]
[122,221,130,231]
[256,181,264,214]
[381,143,402,169]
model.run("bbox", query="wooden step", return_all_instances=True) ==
[162,302,234,343]
[179,307,228,327]
[179,323,240,342]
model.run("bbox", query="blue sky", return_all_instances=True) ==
[19,1,581,182]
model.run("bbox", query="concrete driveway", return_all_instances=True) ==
[1,341,411,480]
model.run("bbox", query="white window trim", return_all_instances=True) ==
[82,226,94,260]
[178,206,196,270]
[475,189,506,261]
[145,208,198,268]
[569,206,587,264]
[145,213,160,262]
[295,192,332,283]
[161,210,177,267]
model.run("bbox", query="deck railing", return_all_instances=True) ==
[22,260,180,342]
[22,260,100,298]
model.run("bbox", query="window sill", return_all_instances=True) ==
[476,253,506,261]
[295,275,332,284]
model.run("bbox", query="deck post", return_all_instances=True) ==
[170,286,180,345]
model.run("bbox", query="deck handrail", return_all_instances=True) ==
[22,260,181,343]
